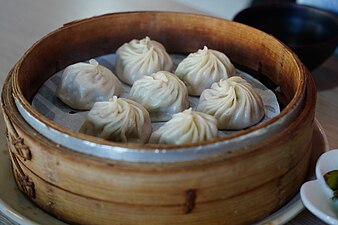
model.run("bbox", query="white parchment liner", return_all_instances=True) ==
[12,53,297,163]
[31,53,279,136]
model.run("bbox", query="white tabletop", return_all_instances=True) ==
[0,0,336,224]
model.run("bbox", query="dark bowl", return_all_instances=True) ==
[233,3,338,70]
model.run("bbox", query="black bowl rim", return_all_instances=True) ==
[233,2,338,49]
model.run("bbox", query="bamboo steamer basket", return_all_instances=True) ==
[1,12,316,225]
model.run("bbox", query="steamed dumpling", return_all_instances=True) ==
[129,71,189,122]
[175,46,235,96]
[149,108,218,145]
[56,59,122,110]
[79,97,152,144]
[197,76,265,130]
[115,36,173,85]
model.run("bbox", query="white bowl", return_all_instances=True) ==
[316,149,338,198]
[301,180,338,225]
[301,149,338,225]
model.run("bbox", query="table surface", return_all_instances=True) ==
[0,0,337,224]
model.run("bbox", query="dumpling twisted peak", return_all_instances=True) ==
[149,108,218,145]
[79,96,152,144]
[129,71,189,122]
[175,46,235,96]
[115,36,173,85]
[197,76,265,130]
[56,59,122,110]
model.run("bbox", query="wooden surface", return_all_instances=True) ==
[0,1,337,225]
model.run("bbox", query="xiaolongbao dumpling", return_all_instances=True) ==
[56,59,122,110]
[197,76,265,130]
[115,36,173,85]
[149,108,218,145]
[175,46,235,96]
[79,96,152,144]
[129,71,189,122]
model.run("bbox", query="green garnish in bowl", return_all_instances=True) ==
[324,170,338,201]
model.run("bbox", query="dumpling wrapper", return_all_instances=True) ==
[56,59,122,110]
[197,76,265,130]
[129,71,189,122]
[175,46,235,96]
[79,97,152,144]
[115,36,173,85]
[149,108,218,145]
